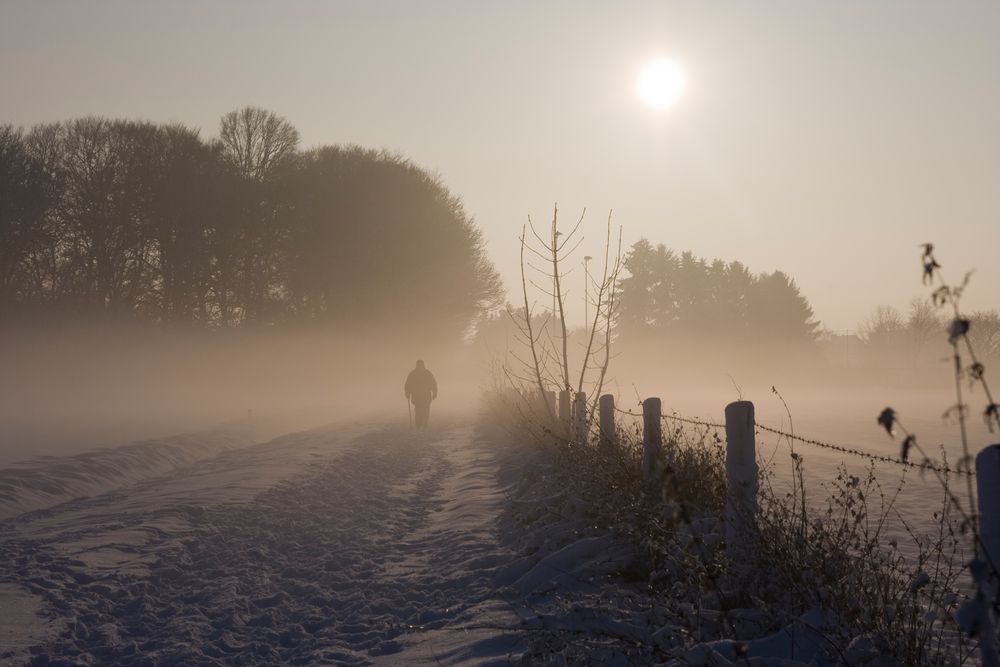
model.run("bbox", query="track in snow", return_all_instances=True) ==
[0,422,525,666]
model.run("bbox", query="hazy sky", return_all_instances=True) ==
[2,1,997,330]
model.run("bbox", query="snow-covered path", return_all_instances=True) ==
[0,421,525,666]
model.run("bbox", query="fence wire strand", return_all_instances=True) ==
[611,404,974,477]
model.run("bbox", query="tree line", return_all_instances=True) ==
[856,299,1000,367]
[609,240,999,368]
[0,108,503,342]
[615,239,820,348]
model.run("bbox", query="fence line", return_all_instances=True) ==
[610,403,975,478]
[540,392,999,658]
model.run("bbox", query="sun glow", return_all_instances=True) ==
[637,58,686,110]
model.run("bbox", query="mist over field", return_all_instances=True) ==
[0,325,489,464]
[2,2,999,665]
[2,304,994,465]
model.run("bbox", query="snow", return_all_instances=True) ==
[0,584,55,666]
[0,426,256,521]
[667,608,837,666]
[0,419,527,665]
[0,413,946,664]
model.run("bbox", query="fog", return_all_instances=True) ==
[4,310,993,472]
[4,5,999,662]
[0,325,488,465]
[528,338,981,555]
[597,332,996,462]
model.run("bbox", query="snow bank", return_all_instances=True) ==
[667,608,839,666]
[0,425,254,520]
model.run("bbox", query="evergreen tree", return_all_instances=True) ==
[617,239,820,349]
[746,270,820,345]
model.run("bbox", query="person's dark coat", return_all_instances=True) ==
[405,362,437,428]
[405,366,437,405]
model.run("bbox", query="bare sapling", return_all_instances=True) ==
[503,204,623,438]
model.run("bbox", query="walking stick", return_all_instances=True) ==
[407,396,413,427]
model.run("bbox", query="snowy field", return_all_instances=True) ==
[3,414,680,666]
[0,408,978,665]
[0,418,538,665]
[0,415,761,666]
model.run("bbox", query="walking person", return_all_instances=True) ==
[404,360,438,428]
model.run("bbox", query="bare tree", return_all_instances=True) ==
[217,108,299,325]
[505,205,623,428]
[219,107,299,182]
[580,214,623,414]
[0,125,54,313]
[907,296,945,357]
[53,118,161,317]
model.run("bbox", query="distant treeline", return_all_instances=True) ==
[0,108,503,341]
[616,239,819,347]
[475,239,821,363]
[856,300,1000,366]
[613,239,1000,366]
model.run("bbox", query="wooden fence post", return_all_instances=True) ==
[642,397,662,480]
[574,392,588,442]
[599,394,616,448]
[978,445,1000,574]
[975,444,1000,667]
[725,400,758,555]
[545,390,557,420]
[558,390,570,427]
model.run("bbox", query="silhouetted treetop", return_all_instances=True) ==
[219,107,299,182]
[285,146,503,336]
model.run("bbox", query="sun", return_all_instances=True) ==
[637,58,686,110]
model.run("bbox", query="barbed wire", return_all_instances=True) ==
[752,422,975,477]
[663,413,725,429]
[611,404,975,477]
[614,405,724,429]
